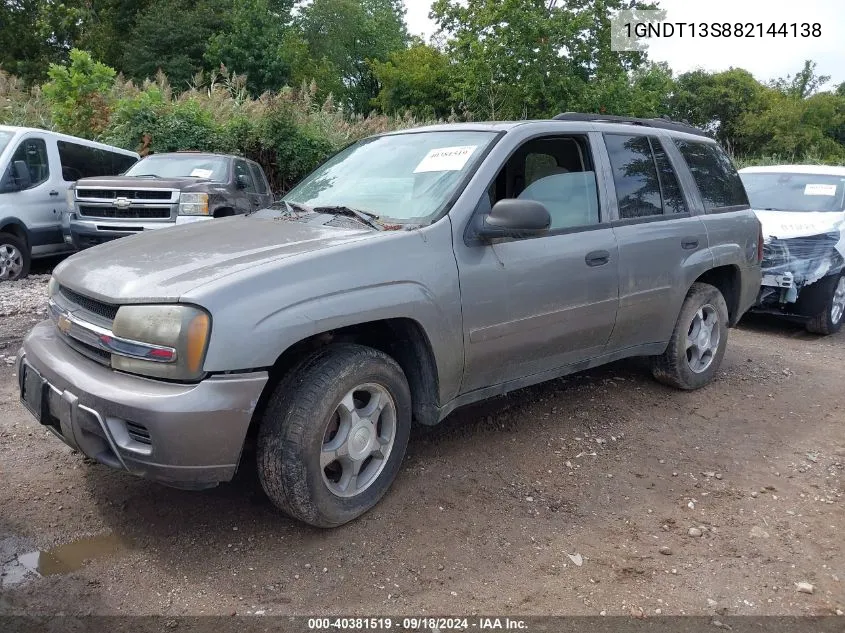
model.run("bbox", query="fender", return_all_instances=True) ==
[0,216,30,242]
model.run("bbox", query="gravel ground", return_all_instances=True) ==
[0,277,843,618]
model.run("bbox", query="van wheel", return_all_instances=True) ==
[801,273,845,335]
[257,344,412,528]
[651,282,729,390]
[0,233,30,281]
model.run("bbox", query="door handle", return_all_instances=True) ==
[681,237,699,250]
[49,190,60,197]
[585,250,611,267]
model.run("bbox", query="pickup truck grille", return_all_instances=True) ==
[79,189,172,201]
[78,205,171,220]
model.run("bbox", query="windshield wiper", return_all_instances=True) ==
[131,174,162,179]
[311,205,386,231]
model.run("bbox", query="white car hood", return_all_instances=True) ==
[753,209,845,241]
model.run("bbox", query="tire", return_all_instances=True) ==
[651,282,730,390]
[799,273,845,335]
[256,344,412,528]
[0,232,30,281]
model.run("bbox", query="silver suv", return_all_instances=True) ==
[18,114,763,527]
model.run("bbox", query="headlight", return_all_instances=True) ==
[47,276,58,298]
[65,188,75,211]
[109,305,211,381]
[178,193,209,216]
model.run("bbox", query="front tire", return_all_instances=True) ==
[257,344,412,528]
[800,273,844,335]
[651,282,730,390]
[0,233,30,281]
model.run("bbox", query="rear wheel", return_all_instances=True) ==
[801,273,845,335]
[651,282,730,390]
[0,233,29,281]
[256,344,411,527]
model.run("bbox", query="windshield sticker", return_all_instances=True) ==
[804,183,837,196]
[413,146,478,173]
[190,168,214,178]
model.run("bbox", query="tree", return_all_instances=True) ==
[42,49,116,138]
[122,0,232,89]
[668,68,768,153]
[204,0,296,94]
[430,0,656,120]
[769,60,830,99]
[295,0,409,113]
[370,41,453,118]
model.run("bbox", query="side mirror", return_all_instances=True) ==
[477,199,551,240]
[13,160,32,190]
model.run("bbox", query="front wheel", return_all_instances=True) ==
[651,282,730,390]
[0,233,30,281]
[801,273,845,335]
[257,344,412,528]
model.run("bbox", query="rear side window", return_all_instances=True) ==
[10,138,50,189]
[235,160,257,193]
[674,140,749,212]
[249,163,268,194]
[652,140,687,214]
[604,134,663,219]
[58,141,137,181]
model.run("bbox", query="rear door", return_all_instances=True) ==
[234,159,262,213]
[248,161,274,207]
[600,132,712,350]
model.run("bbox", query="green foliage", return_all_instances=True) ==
[42,49,116,138]
[370,42,453,118]
[296,0,410,113]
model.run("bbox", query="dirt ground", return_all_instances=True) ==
[0,303,843,617]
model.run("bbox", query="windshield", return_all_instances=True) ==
[0,131,15,157]
[284,131,498,222]
[740,172,845,212]
[124,154,228,180]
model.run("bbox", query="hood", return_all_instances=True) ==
[753,209,845,240]
[74,175,214,190]
[53,216,373,303]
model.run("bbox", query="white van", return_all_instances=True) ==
[0,126,139,280]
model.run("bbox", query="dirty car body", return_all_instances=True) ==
[65,152,274,250]
[740,165,845,334]
[19,117,762,526]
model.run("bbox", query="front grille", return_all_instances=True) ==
[126,421,152,445]
[63,335,111,366]
[78,205,171,220]
[79,189,172,201]
[59,285,119,321]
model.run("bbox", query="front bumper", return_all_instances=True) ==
[18,320,268,489]
[68,216,211,250]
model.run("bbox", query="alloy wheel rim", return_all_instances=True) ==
[830,277,845,325]
[320,383,397,498]
[686,304,720,374]
[0,243,23,280]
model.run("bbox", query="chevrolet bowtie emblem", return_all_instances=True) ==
[57,313,72,334]
[114,197,131,210]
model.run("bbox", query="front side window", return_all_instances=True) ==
[58,141,138,180]
[481,136,600,231]
[8,138,50,190]
[675,140,749,212]
[605,134,663,219]
[124,154,228,181]
[285,131,498,223]
[740,172,845,212]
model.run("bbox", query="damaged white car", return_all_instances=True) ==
[739,165,845,335]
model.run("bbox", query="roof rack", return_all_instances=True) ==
[552,112,709,138]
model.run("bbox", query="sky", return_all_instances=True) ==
[403,0,845,87]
